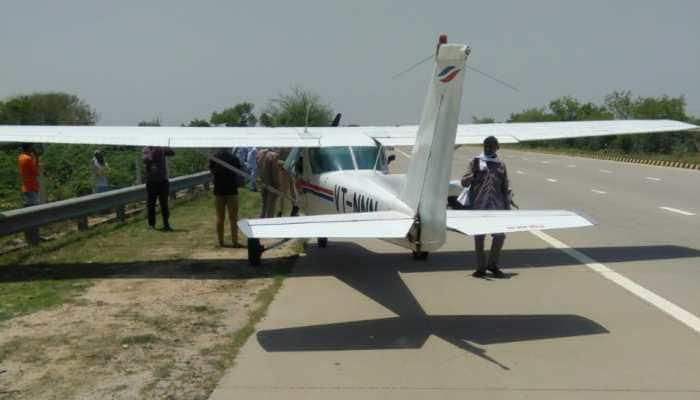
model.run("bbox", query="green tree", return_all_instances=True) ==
[263,87,333,127]
[186,118,210,127]
[471,116,495,124]
[508,107,558,123]
[259,112,273,127]
[0,92,97,125]
[210,102,257,127]
[138,118,161,127]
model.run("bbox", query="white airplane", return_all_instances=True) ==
[1,36,697,266]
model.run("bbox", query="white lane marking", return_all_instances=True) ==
[531,230,700,334]
[591,189,607,194]
[522,157,529,161]
[546,178,558,183]
[660,207,696,216]
[567,164,576,168]
[646,177,661,181]
[516,170,526,175]
[599,169,612,174]
[395,149,412,159]
[540,161,550,164]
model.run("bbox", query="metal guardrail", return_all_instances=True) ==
[0,171,211,237]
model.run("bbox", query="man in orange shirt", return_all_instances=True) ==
[18,143,41,244]
[18,143,40,207]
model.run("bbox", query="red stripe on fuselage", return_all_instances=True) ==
[298,180,334,196]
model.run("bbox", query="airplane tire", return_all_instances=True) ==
[248,238,263,266]
[317,237,328,248]
[412,251,429,260]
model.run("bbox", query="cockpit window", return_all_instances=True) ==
[309,147,355,174]
[352,146,385,170]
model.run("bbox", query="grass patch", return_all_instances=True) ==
[120,334,160,345]
[508,145,700,165]
[184,304,225,315]
[0,280,91,322]
[0,189,261,322]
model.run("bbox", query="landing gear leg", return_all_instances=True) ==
[317,237,328,248]
[248,238,264,266]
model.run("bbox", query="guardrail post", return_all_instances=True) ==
[24,229,40,246]
[116,206,126,222]
[77,216,89,231]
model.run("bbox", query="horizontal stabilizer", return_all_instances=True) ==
[238,211,414,239]
[446,209,593,236]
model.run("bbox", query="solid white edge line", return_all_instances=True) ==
[660,206,696,216]
[530,230,700,334]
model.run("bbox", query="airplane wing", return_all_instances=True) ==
[238,211,414,239]
[371,119,698,146]
[0,120,695,148]
[446,209,594,236]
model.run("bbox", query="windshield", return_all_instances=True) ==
[309,147,355,174]
[352,146,385,170]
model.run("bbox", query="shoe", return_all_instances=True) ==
[488,268,506,279]
[162,225,174,232]
[472,270,487,278]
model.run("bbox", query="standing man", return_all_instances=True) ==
[246,147,258,192]
[91,150,109,193]
[18,143,41,243]
[209,148,243,247]
[256,148,280,218]
[461,136,512,278]
[143,146,175,231]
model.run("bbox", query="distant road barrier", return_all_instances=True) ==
[0,171,210,243]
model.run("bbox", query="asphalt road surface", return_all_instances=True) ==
[210,147,700,399]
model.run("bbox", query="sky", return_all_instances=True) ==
[1,0,698,126]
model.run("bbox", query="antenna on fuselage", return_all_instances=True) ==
[304,103,313,133]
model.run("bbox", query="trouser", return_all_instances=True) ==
[215,194,239,244]
[474,233,506,271]
[146,179,170,227]
[22,191,41,244]
[260,189,278,218]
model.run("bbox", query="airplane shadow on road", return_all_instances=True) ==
[256,241,700,370]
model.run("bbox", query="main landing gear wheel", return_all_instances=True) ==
[317,237,328,248]
[412,251,429,260]
[247,238,264,266]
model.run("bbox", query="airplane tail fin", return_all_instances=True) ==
[400,37,470,251]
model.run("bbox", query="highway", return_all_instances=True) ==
[210,147,700,399]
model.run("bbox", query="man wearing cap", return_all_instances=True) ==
[461,136,512,278]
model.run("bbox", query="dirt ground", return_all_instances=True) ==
[0,241,298,400]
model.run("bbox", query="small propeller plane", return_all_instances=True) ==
[1,35,697,265]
